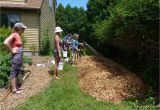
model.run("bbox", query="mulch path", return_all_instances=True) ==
[76,56,148,104]
[0,56,53,110]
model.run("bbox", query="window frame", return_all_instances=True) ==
[49,0,53,9]
[0,13,21,27]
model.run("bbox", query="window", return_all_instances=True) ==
[49,0,53,9]
[0,13,20,27]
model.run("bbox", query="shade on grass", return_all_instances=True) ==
[14,64,156,110]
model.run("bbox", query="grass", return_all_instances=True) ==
[14,63,156,110]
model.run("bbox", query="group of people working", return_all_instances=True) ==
[53,26,86,80]
[3,23,85,94]
[63,33,85,64]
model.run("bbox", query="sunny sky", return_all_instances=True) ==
[57,0,88,9]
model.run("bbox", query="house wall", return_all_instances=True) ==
[40,0,56,52]
[1,9,39,52]
[21,11,39,52]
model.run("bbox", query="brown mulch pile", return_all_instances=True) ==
[77,56,148,104]
[0,56,52,110]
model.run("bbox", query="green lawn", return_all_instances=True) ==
[14,63,156,110]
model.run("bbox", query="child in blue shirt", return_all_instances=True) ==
[71,34,81,65]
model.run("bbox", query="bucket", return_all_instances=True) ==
[58,62,64,70]
[63,51,68,58]
[51,60,55,65]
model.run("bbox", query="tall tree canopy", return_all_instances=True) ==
[56,4,87,39]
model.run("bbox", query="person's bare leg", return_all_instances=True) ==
[54,58,60,79]
[75,52,77,59]
[11,77,22,94]
[11,78,17,91]
[78,51,80,59]
[54,59,58,78]
[72,53,76,66]
[77,51,79,59]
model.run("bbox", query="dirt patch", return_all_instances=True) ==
[77,56,148,103]
[0,56,53,110]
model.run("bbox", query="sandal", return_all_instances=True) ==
[17,87,24,90]
[12,90,22,94]
[54,76,60,80]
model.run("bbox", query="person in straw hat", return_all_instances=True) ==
[4,22,27,94]
[53,26,63,80]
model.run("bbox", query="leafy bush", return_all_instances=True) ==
[0,27,12,51]
[0,27,12,87]
[23,56,32,65]
[0,52,11,87]
[40,28,53,55]
[29,44,37,56]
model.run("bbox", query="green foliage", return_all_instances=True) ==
[93,20,116,44]
[91,0,158,45]
[0,27,12,87]
[40,28,53,55]
[85,46,94,56]
[0,27,12,51]
[0,52,11,87]
[56,4,87,40]
[29,44,37,56]
[23,56,32,65]
[87,0,116,23]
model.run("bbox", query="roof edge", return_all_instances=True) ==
[0,6,40,10]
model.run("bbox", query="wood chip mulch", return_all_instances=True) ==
[76,56,148,104]
[0,56,52,110]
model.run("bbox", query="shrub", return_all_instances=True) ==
[0,27,12,87]
[29,44,37,56]
[40,28,53,55]
[0,27,11,52]
[23,56,32,65]
[0,52,11,87]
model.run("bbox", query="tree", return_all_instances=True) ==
[56,4,87,40]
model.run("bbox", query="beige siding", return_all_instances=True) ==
[40,0,56,51]
[21,12,39,52]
